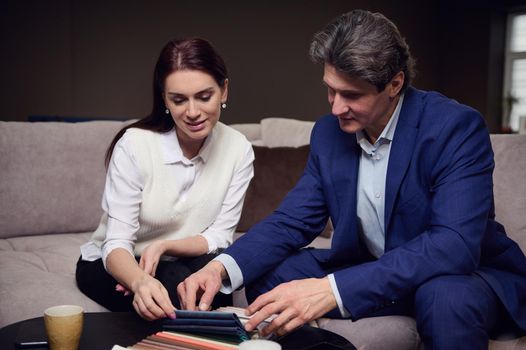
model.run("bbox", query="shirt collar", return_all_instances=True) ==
[356,93,405,147]
[160,127,215,164]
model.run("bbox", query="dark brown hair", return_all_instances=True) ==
[105,37,228,167]
[310,10,415,93]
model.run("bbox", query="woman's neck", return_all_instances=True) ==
[177,131,205,159]
[181,139,204,159]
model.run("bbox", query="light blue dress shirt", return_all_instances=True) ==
[355,94,403,258]
[215,94,405,318]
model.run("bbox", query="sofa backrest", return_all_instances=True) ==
[0,120,133,238]
[1,119,524,255]
[490,134,526,252]
[231,117,314,148]
[231,120,526,252]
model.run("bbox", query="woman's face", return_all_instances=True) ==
[163,69,228,152]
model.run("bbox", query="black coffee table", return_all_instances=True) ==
[0,312,355,350]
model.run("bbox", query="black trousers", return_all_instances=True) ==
[76,253,232,312]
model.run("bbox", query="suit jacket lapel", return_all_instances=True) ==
[384,88,421,235]
[331,131,362,261]
[332,131,360,216]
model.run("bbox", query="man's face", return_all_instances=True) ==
[323,64,403,141]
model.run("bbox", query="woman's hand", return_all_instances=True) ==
[131,273,175,321]
[139,240,167,277]
[114,241,167,297]
[106,247,174,320]
[244,277,337,337]
[115,283,131,296]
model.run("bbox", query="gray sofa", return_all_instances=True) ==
[0,118,525,349]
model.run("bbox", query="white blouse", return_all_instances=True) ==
[81,127,254,263]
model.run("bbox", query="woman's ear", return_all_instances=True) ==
[221,79,229,103]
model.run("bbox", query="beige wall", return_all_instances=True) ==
[0,0,519,131]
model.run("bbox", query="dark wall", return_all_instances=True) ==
[1,0,524,131]
[435,0,508,132]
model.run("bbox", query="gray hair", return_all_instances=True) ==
[309,9,415,92]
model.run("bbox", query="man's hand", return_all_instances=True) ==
[244,277,337,337]
[131,274,175,321]
[177,260,227,311]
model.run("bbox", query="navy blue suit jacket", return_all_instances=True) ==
[225,87,526,329]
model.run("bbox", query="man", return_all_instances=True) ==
[178,10,526,349]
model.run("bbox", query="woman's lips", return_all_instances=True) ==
[186,119,207,131]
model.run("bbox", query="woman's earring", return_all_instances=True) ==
[221,103,227,109]
[165,108,170,114]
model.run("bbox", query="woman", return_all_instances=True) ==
[76,38,254,321]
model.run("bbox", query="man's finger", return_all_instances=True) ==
[181,279,198,311]
[177,282,187,309]
[245,302,282,332]
[246,290,275,316]
[275,317,304,337]
[261,307,296,336]
[198,280,219,311]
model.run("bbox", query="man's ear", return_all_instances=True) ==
[389,71,405,97]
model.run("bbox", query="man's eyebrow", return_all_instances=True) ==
[322,80,337,91]
[322,82,359,95]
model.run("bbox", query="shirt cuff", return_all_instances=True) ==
[214,254,243,294]
[201,233,218,254]
[328,273,351,318]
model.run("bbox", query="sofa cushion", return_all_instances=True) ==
[317,316,420,350]
[260,118,314,148]
[0,232,107,327]
[229,123,262,144]
[238,145,332,238]
[0,120,133,239]
[491,134,526,253]
[238,145,309,232]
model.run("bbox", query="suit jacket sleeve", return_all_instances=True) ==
[223,126,330,286]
